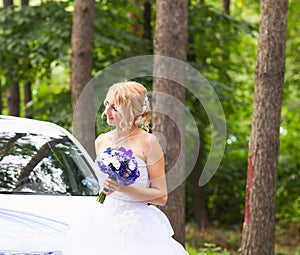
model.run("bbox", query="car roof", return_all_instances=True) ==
[0,115,70,138]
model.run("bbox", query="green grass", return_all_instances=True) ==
[186,243,231,255]
[185,222,300,255]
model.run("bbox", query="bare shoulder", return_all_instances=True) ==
[95,132,109,144]
[144,132,164,166]
[95,131,113,154]
[146,132,161,147]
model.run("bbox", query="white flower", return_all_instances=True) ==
[97,153,109,161]
[102,153,110,158]
[128,161,136,171]
[111,158,120,169]
[103,157,111,166]
[111,150,117,156]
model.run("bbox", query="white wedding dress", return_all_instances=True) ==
[62,156,188,255]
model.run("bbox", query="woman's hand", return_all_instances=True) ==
[103,178,121,195]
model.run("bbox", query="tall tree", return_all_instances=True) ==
[153,0,188,245]
[222,0,230,14]
[128,0,143,38]
[220,0,230,79]
[3,0,13,6]
[191,133,208,230]
[187,1,209,231]
[0,80,2,114]
[24,82,32,118]
[6,81,20,116]
[71,0,95,158]
[143,1,152,41]
[241,0,289,254]
[3,0,20,117]
[21,0,32,119]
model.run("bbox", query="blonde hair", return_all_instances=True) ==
[105,81,151,131]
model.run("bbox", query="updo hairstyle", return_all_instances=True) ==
[106,81,151,131]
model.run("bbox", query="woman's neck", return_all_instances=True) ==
[114,125,137,139]
[112,125,138,146]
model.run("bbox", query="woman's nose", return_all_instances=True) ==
[104,107,110,115]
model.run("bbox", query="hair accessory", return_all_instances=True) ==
[141,96,149,115]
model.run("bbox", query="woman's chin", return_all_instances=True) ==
[107,121,115,126]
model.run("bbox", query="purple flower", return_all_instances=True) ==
[95,147,140,203]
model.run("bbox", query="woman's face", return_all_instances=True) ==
[103,95,122,127]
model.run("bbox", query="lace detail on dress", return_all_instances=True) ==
[104,199,143,246]
[63,153,189,255]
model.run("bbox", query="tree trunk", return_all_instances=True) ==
[21,0,32,119]
[6,81,20,116]
[143,1,152,41]
[3,0,13,7]
[71,0,96,158]
[153,0,188,245]
[220,0,230,77]
[0,80,2,114]
[128,0,143,38]
[3,0,20,117]
[241,1,289,254]
[222,0,230,14]
[21,0,29,5]
[16,138,67,188]
[24,82,32,118]
[192,133,209,230]
[0,133,26,162]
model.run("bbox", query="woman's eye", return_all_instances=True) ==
[112,106,117,111]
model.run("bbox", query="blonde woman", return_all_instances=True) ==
[64,81,188,254]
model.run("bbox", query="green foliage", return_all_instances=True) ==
[185,2,257,225]
[186,243,231,255]
[185,243,200,255]
[0,1,72,84]
[188,3,257,80]
[198,243,231,255]
[0,0,151,129]
[28,88,72,130]
[92,1,151,71]
[276,99,300,223]
[26,66,73,130]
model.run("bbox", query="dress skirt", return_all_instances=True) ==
[62,195,188,255]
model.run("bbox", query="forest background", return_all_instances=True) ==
[0,0,299,254]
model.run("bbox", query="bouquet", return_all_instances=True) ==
[95,147,140,203]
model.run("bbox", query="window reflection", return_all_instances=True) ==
[0,132,98,196]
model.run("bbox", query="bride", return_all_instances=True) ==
[63,81,188,255]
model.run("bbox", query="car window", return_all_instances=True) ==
[0,132,99,196]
